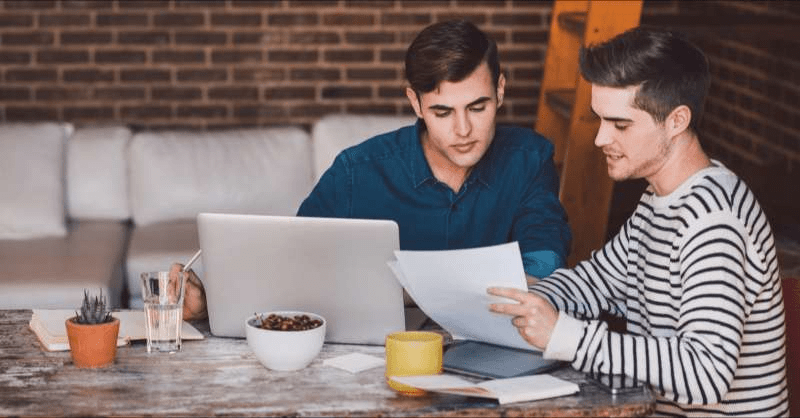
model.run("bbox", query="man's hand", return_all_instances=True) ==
[169,263,208,321]
[487,287,557,351]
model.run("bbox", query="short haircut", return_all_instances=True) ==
[579,26,710,133]
[405,20,500,96]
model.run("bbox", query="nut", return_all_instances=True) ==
[255,313,322,331]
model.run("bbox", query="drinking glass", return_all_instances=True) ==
[140,271,186,353]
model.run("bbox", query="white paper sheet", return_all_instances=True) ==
[390,242,534,351]
[323,352,385,373]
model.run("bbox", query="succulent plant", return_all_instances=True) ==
[74,289,114,325]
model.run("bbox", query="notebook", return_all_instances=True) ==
[196,213,406,344]
[442,340,564,379]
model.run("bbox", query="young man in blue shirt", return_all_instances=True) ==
[177,20,571,321]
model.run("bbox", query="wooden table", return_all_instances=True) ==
[0,310,655,416]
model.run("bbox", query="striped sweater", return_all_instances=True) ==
[533,162,788,416]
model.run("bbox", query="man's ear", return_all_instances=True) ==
[496,73,506,108]
[406,87,423,118]
[667,105,691,137]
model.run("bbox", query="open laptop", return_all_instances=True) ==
[196,213,406,344]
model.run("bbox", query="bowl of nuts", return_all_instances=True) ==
[245,311,326,371]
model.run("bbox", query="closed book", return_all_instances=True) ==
[29,309,204,352]
[389,374,580,405]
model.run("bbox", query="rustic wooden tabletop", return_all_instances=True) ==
[0,309,655,417]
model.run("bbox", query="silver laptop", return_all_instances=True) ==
[196,213,406,344]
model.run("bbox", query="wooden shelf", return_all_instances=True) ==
[544,89,575,120]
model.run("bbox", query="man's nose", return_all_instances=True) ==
[594,124,612,148]
[454,112,471,137]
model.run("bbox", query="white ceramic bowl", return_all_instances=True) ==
[245,311,326,371]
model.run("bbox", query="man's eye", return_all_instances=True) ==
[614,124,629,131]
[434,111,450,118]
[469,106,486,113]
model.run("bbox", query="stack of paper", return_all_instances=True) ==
[29,309,204,352]
[389,242,533,351]
[389,374,580,404]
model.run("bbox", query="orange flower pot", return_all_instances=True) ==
[65,317,120,369]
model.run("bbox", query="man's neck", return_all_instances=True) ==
[647,132,712,196]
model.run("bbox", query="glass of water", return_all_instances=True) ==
[140,271,186,353]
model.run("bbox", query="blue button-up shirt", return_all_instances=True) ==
[297,120,571,276]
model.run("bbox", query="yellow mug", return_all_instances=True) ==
[385,331,443,395]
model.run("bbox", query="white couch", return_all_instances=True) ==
[0,115,414,309]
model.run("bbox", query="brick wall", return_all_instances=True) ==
[0,0,554,131]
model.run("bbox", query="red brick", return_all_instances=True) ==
[96,13,149,27]
[456,0,508,6]
[500,48,543,63]
[346,68,397,81]
[121,105,173,119]
[0,51,31,65]
[232,0,281,7]
[346,103,397,115]
[345,31,394,44]
[290,68,341,81]
[212,50,262,64]
[378,85,407,99]
[379,49,406,63]
[36,49,90,64]
[290,31,340,44]
[118,31,170,45]
[120,69,171,83]
[117,0,169,9]
[435,13,487,25]
[289,103,341,118]
[492,13,547,26]
[175,0,226,7]
[61,31,113,45]
[5,106,58,121]
[380,13,431,26]
[63,69,114,83]
[233,105,287,119]
[268,50,318,62]
[0,14,34,27]
[94,87,146,100]
[234,67,285,82]
[263,86,316,100]
[5,69,57,82]
[233,32,267,45]
[400,0,450,8]
[64,106,114,120]
[267,13,319,26]
[322,13,375,26]
[177,105,228,118]
[61,0,113,9]
[0,87,30,101]
[287,0,338,7]
[345,0,394,7]
[152,87,203,101]
[175,31,227,45]
[513,67,543,81]
[177,69,228,82]
[209,86,259,101]
[153,49,206,64]
[512,30,548,44]
[2,31,54,46]
[211,13,262,26]
[4,0,56,10]
[321,86,372,99]
[154,12,205,27]
[95,49,147,64]
[38,13,90,27]
[324,49,374,63]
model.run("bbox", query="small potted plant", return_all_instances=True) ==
[65,289,120,368]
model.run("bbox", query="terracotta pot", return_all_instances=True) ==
[65,317,120,369]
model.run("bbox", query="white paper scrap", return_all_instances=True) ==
[323,353,385,373]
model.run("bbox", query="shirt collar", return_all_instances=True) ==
[409,118,494,189]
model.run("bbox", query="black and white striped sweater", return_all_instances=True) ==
[533,162,788,416]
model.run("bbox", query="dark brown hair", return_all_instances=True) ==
[405,20,500,96]
[579,26,710,133]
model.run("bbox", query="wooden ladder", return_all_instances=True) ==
[536,0,643,267]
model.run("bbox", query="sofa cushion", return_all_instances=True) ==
[67,126,132,220]
[0,122,72,239]
[0,220,128,309]
[311,114,416,182]
[128,127,313,226]
[125,220,205,309]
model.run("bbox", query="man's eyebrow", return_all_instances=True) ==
[589,107,632,123]
[428,96,492,111]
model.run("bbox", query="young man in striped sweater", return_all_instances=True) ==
[489,27,788,416]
